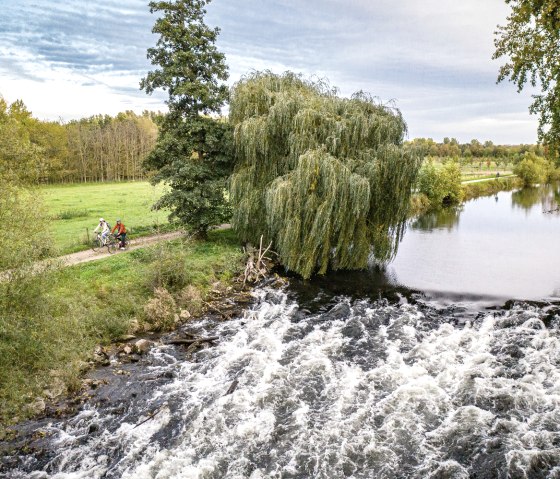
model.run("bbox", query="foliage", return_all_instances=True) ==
[141,0,233,237]
[146,118,234,235]
[513,152,556,185]
[143,287,177,331]
[0,181,52,270]
[229,71,421,279]
[0,98,41,183]
[416,160,463,208]
[0,96,158,184]
[493,0,560,159]
[406,137,544,165]
[0,179,58,425]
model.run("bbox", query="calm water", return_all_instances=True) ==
[389,184,560,301]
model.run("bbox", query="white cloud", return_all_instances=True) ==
[0,0,540,143]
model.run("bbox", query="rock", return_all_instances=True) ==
[29,398,46,415]
[122,345,133,355]
[179,309,191,320]
[88,423,100,434]
[133,339,154,354]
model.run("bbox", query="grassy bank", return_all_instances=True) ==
[0,229,243,428]
[462,176,523,201]
[410,176,524,216]
[41,181,173,255]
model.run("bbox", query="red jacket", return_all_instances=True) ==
[111,223,126,235]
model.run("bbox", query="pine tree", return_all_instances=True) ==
[141,0,233,236]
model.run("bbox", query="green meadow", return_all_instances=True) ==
[41,181,173,254]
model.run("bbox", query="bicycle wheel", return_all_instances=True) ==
[91,237,101,252]
[107,240,117,254]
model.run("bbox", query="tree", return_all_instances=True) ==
[417,160,463,207]
[493,0,560,159]
[141,0,233,236]
[229,72,422,279]
[513,151,555,185]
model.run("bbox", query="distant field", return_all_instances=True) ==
[41,181,173,254]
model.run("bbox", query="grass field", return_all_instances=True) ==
[41,181,173,255]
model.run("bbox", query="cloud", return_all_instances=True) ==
[0,0,539,143]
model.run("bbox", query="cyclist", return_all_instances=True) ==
[111,218,127,249]
[93,218,110,244]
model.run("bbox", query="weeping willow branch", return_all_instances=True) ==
[229,71,422,279]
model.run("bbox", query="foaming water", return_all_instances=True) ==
[5,288,560,479]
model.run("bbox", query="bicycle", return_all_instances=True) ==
[113,233,130,251]
[91,233,117,254]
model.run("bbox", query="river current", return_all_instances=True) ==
[2,185,560,478]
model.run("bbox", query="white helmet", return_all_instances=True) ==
[99,218,104,222]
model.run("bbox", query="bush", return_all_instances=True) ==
[513,152,555,186]
[417,160,463,208]
[178,285,204,316]
[143,287,177,331]
[147,243,191,292]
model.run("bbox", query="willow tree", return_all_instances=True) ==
[229,72,421,279]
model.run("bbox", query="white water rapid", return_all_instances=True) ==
[6,288,560,479]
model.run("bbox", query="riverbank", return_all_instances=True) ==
[0,229,245,433]
[410,175,524,215]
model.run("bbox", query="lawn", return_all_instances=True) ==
[41,181,173,255]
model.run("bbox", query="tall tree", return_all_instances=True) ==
[229,72,421,279]
[141,0,233,236]
[494,0,560,159]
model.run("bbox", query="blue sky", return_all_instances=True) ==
[0,0,539,143]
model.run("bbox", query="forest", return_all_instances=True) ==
[0,97,157,184]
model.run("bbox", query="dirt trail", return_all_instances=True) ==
[61,223,231,267]
[61,231,185,267]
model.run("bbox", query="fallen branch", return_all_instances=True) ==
[242,235,277,286]
[203,301,232,320]
[133,406,164,429]
[165,336,218,345]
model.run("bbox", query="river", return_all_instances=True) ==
[2,185,560,479]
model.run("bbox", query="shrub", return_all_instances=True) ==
[143,287,177,331]
[417,160,463,208]
[54,209,89,220]
[147,244,191,292]
[178,285,204,316]
[513,152,555,186]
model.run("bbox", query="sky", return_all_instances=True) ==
[0,0,540,143]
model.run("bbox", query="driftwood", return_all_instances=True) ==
[164,336,218,345]
[133,406,164,429]
[225,379,239,396]
[242,235,276,286]
[203,301,232,320]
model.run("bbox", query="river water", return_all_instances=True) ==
[2,185,560,479]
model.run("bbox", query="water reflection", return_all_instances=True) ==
[411,205,462,232]
[512,183,560,214]
[389,184,560,300]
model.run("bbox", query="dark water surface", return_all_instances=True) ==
[389,184,560,301]
[2,185,560,479]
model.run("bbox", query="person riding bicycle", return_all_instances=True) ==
[111,218,127,249]
[93,218,110,244]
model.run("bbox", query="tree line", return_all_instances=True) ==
[407,137,545,164]
[0,97,158,184]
